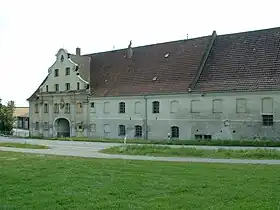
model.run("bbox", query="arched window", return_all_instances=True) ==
[135,125,142,137]
[119,102,126,113]
[152,101,160,113]
[171,126,179,138]
[118,125,126,136]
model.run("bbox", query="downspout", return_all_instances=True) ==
[144,95,148,140]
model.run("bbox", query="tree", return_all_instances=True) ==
[0,98,16,134]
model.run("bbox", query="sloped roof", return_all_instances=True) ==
[193,27,280,92]
[14,107,29,117]
[89,34,215,96]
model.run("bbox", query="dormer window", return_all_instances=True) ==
[54,69,59,77]
[65,67,70,75]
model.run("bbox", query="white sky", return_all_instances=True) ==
[0,0,279,107]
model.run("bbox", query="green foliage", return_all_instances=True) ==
[102,145,280,160]
[0,99,16,134]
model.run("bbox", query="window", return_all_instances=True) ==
[43,103,48,113]
[118,125,126,136]
[77,123,83,131]
[119,102,125,113]
[195,134,202,140]
[204,135,212,140]
[90,102,96,113]
[152,101,160,113]
[77,102,83,113]
[35,104,39,113]
[135,101,141,114]
[236,98,247,113]
[35,122,39,130]
[43,122,48,130]
[65,67,70,75]
[46,85,48,92]
[213,99,223,113]
[104,102,110,113]
[262,98,273,113]
[65,103,70,113]
[191,100,200,113]
[66,83,70,91]
[60,55,64,62]
[90,123,96,132]
[104,124,110,133]
[54,69,59,77]
[170,100,179,113]
[262,115,273,126]
[135,125,142,137]
[55,84,59,92]
[77,82,80,90]
[171,126,179,138]
[54,103,59,113]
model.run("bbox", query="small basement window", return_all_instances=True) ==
[262,115,273,126]
[204,135,212,140]
[194,134,203,140]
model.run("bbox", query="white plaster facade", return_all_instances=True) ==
[28,48,280,140]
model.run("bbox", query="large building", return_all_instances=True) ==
[27,27,280,140]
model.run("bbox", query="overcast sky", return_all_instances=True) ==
[0,0,279,107]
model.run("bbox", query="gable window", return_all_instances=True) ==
[66,83,70,91]
[171,126,179,138]
[60,55,64,62]
[54,103,59,113]
[118,125,126,136]
[55,84,59,92]
[77,82,80,90]
[77,102,83,113]
[46,85,49,92]
[135,125,142,137]
[65,103,70,113]
[35,104,39,113]
[152,101,160,113]
[54,69,59,77]
[35,122,39,130]
[65,67,70,75]
[262,115,273,126]
[119,102,125,113]
[43,103,48,113]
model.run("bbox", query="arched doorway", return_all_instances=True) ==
[54,118,70,137]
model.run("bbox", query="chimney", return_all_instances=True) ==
[76,47,81,56]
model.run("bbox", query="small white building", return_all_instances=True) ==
[28,27,280,140]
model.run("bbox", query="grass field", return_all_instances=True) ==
[1,151,280,209]
[25,136,280,147]
[101,145,280,160]
[0,142,48,149]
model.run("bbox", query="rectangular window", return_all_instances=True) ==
[213,99,223,113]
[43,122,49,130]
[236,98,247,113]
[65,103,70,113]
[135,101,141,114]
[118,125,126,136]
[54,69,59,77]
[55,84,59,92]
[170,100,179,113]
[119,102,125,113]
[77,82,80,90]
[65,67,70,75]
[104,102,110,113]
[191,100,200,113]
[262,98,273,113]
[76,103,83,113]
[54,103,59,113]
[104,124,110,133]
[44,103,48,113]
[262,115,273,126]
[135,125,142,137]
[35,104,39,113]
[90,102,96,113]
[46,85,48,92]
[35,122,39,130]
[90,123,96,132]
[66,83,70,91]
[152,101,160,113]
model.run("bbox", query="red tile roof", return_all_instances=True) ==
[88,34,215,96]
[193,27,280,92]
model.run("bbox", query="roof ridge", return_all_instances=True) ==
[188,31,217,91]
[218,26,280,37]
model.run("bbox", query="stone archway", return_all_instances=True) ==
[54,118,70,138]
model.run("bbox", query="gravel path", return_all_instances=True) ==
[1,137,280,165]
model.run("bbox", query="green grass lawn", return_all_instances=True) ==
[25,136,280,147]
[0,142,48,149]
[1,151,280,209]
[101,145,280,160]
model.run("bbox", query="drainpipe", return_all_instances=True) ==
[144,95,148,140]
